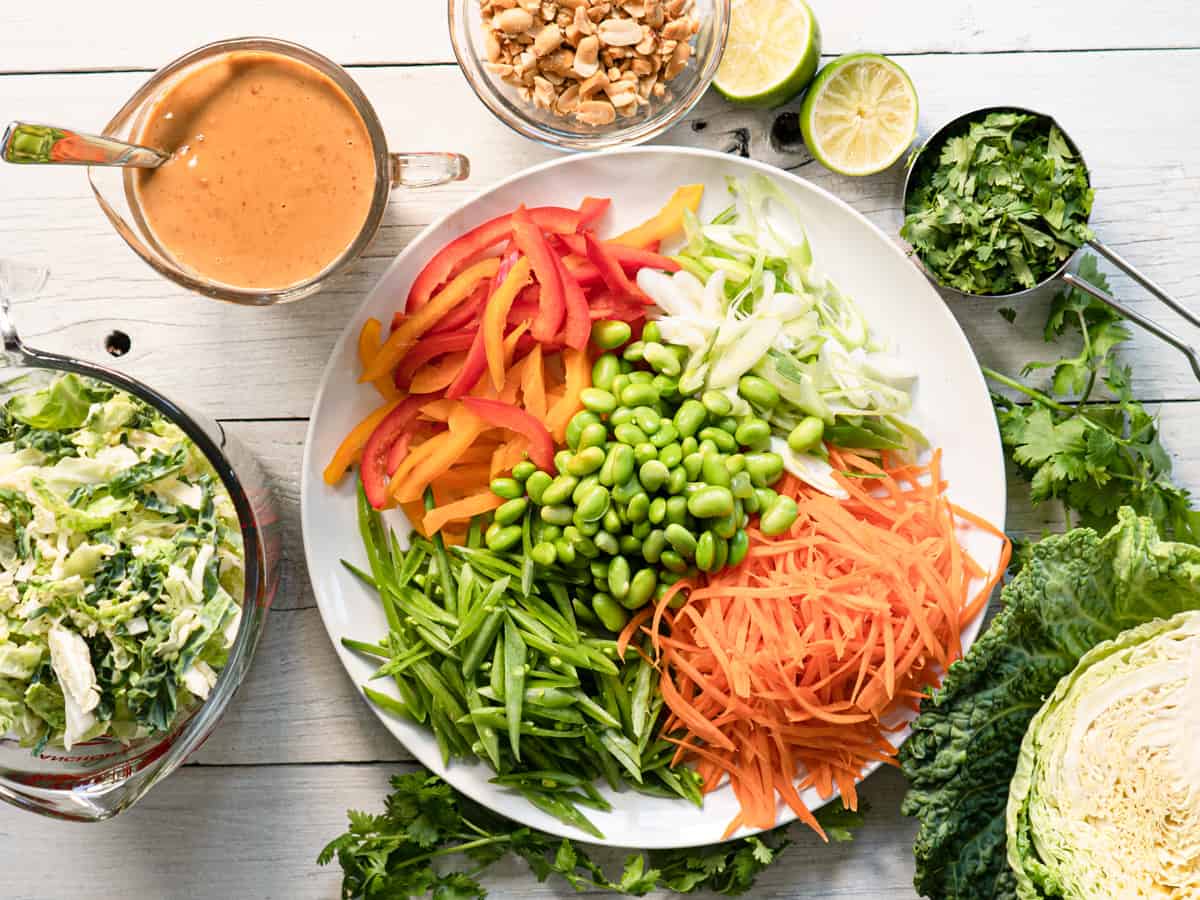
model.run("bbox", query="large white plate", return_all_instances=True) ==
[301,147,1007,848]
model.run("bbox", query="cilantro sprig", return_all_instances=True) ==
[983,255,1200,543]
[318,769,865,899]
[902,110,1094,295]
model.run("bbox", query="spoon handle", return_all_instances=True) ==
[1,121,168,167]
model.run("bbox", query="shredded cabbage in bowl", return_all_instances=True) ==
[0,373,244,751]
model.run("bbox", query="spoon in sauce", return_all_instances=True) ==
[1,121,168,167]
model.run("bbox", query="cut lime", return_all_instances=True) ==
[713,0,821,108]
[799,53,918,176]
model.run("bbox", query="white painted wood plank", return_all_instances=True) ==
[0,762,919,900]
[2,1,1198,72]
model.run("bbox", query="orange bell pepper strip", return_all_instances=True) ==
[520,343,547,420]
[491,438,530,477]
[422,490,505,536]
[611,184,704,249]
[461,398,556,471]
[419,398,458,422]
[483,256,532,391]
[323,396,405,485]
[409,351,469,395]
[363,257,500,383]
[392,406,490,503]
[357,318,401,400]
[545,347,591,443]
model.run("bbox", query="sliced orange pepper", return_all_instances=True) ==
[491,438,530,477]
[409,351,468,394]
[545,347,591,443]
[483,257,532,391]
[358,319,401,400]
[423,490,505,536]
[418,398,458,422]
[392,407,490,503]
[362,257,500,383]
[323,396,404,485]
[521,343,547,420]
[611,184,704,249]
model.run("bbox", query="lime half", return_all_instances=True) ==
[799,53,918,176]
[714,0,821,108]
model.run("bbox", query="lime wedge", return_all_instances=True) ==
[799,53,918,176]
[713,0,821,108]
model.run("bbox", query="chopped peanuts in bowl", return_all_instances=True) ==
[449,0,730,150]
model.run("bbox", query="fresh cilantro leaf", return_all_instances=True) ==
[814,801,869,843]
[998,306,1017,324]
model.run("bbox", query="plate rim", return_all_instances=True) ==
[300,145,1007,847]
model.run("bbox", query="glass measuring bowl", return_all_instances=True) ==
[0,261,282,821]
[88,36,470,306]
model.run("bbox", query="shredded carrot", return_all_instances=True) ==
[646,449,1009,839]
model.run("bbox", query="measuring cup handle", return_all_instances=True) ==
[1087,238,1200,330]
[388,152,470,189]
[1062,270,1200,384]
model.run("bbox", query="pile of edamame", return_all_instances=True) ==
[488,320,807,632]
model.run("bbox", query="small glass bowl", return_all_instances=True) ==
[0,262,282,821]
[449,0,729,151]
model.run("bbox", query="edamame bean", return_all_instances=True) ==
[592,594,628,632]
[490,477,523,500]
[631,519,652,539]
[701,390,732,417]
[580,518,601,537]
[745,452,784,487]
[694,531,716,572]
[699,426,737,452]
[659,442,683,470]
[682,452,703,480]
[531,541,558,566]
[660,550,688,574]
[612,477,642,505]
[592,320,632,349]
[590,559,610,579]
[554,449,573,473]
[633,406,660,433]
[716,416,739,435]
[576,485,611,522]
[639,459,669,492]
[629,371,654,385]
[511,461,536,482]
[566,411,601,449]
[742,490,761,514]
[622,340,646,363]
[680,435,699,456]
[728,529,750,567]
[624,568,657,609]
[650,421,678,448]
[665,496,689,526]
[787,416,825,453]
[580,387,617,415]
[730,471,754,499]
[594,531,619,555]
[621,383,659,408]
[567,446,605,476]
[674,399,707,439]
[591,353,621,391]
[603,507,622,534]
[648,496,667,524]
[577,422,608,451]
[754,487,778,512]
[665,523,698,557]
[541,505,573,526]
[735,418,772,448]
[701,454,732,487]
[687,485,734,518]
[634,442,658,466]
[713,533,729,571]
[697,438,719,457]
[494,497,528,525]
[609,391,633,417]
[610,444,636,485]
[725,453,746,474]
[737,375,780,410]
[652,375,678,398]
[619,534,641,556]
[712,510,739,539]
[607,556,631,599]
[667,466,688,495]
[614,423,647,446]
[540,524,563,542]
[525,470,553,503]
[542,475,579,506]
[573,534,599,558]
[641,321,662,344]
[572,475,600,505]
[642,529,667,563]
[485,523,522,551]
[626,491,650,523]
[643,342,681,376]
[760,495,799,536]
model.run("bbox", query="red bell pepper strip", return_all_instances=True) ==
[361,394,435,509]
[484,256,533,391]
[393,331,475,388]
[384,432,414,477]
[446,328,489,400]
[584,231,648,301]
[577,196,611,227]
[557,233,680,274]
[407,207,582,312]
[511,205,565,342]
[554,252,591,350]
[426,282,488,336]
[587,292,651,322]
[506,290,541,327]
[461,398,556,472]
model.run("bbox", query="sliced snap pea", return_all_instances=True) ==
[592,320,632,349]
[639,459,669,492]
[687,485,735,518]
[728,529,750,567]
[664,523,697,557]
[648,497,667,524]
[788,416,825,453]
[503,617,527,758]
[737,374,780,410]
[494,497,528,525]
[642,529,667,563]
[760,494,799,536]
[580,387,617,415]
[624,568,658,609]
[591,353,622,391]
[491,477,523,500]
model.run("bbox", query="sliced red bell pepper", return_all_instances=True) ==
[490,241,520,292]
[483,256,532,391]
[511,205,565,342]
[384,432,414,477]
[426,282,488,336]
[407,207,582,312]
[394,331,475,388]
[446,327,489,400]
[506,289,541,326]
[577,196,611,228]
[583,230,648,302]
[558,233,680,274]
[587,292,651,322]
[461,398,556,472]
[554,252,591,350]
[361,394,435,509]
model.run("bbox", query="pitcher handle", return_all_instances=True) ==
[388,152,470,189]
[0,259,49,355]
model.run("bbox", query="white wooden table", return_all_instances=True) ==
[2,4,1199,897]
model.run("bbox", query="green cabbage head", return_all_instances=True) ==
[1007,610,1200,899]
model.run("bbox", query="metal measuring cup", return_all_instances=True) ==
[901,105,1200,382]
